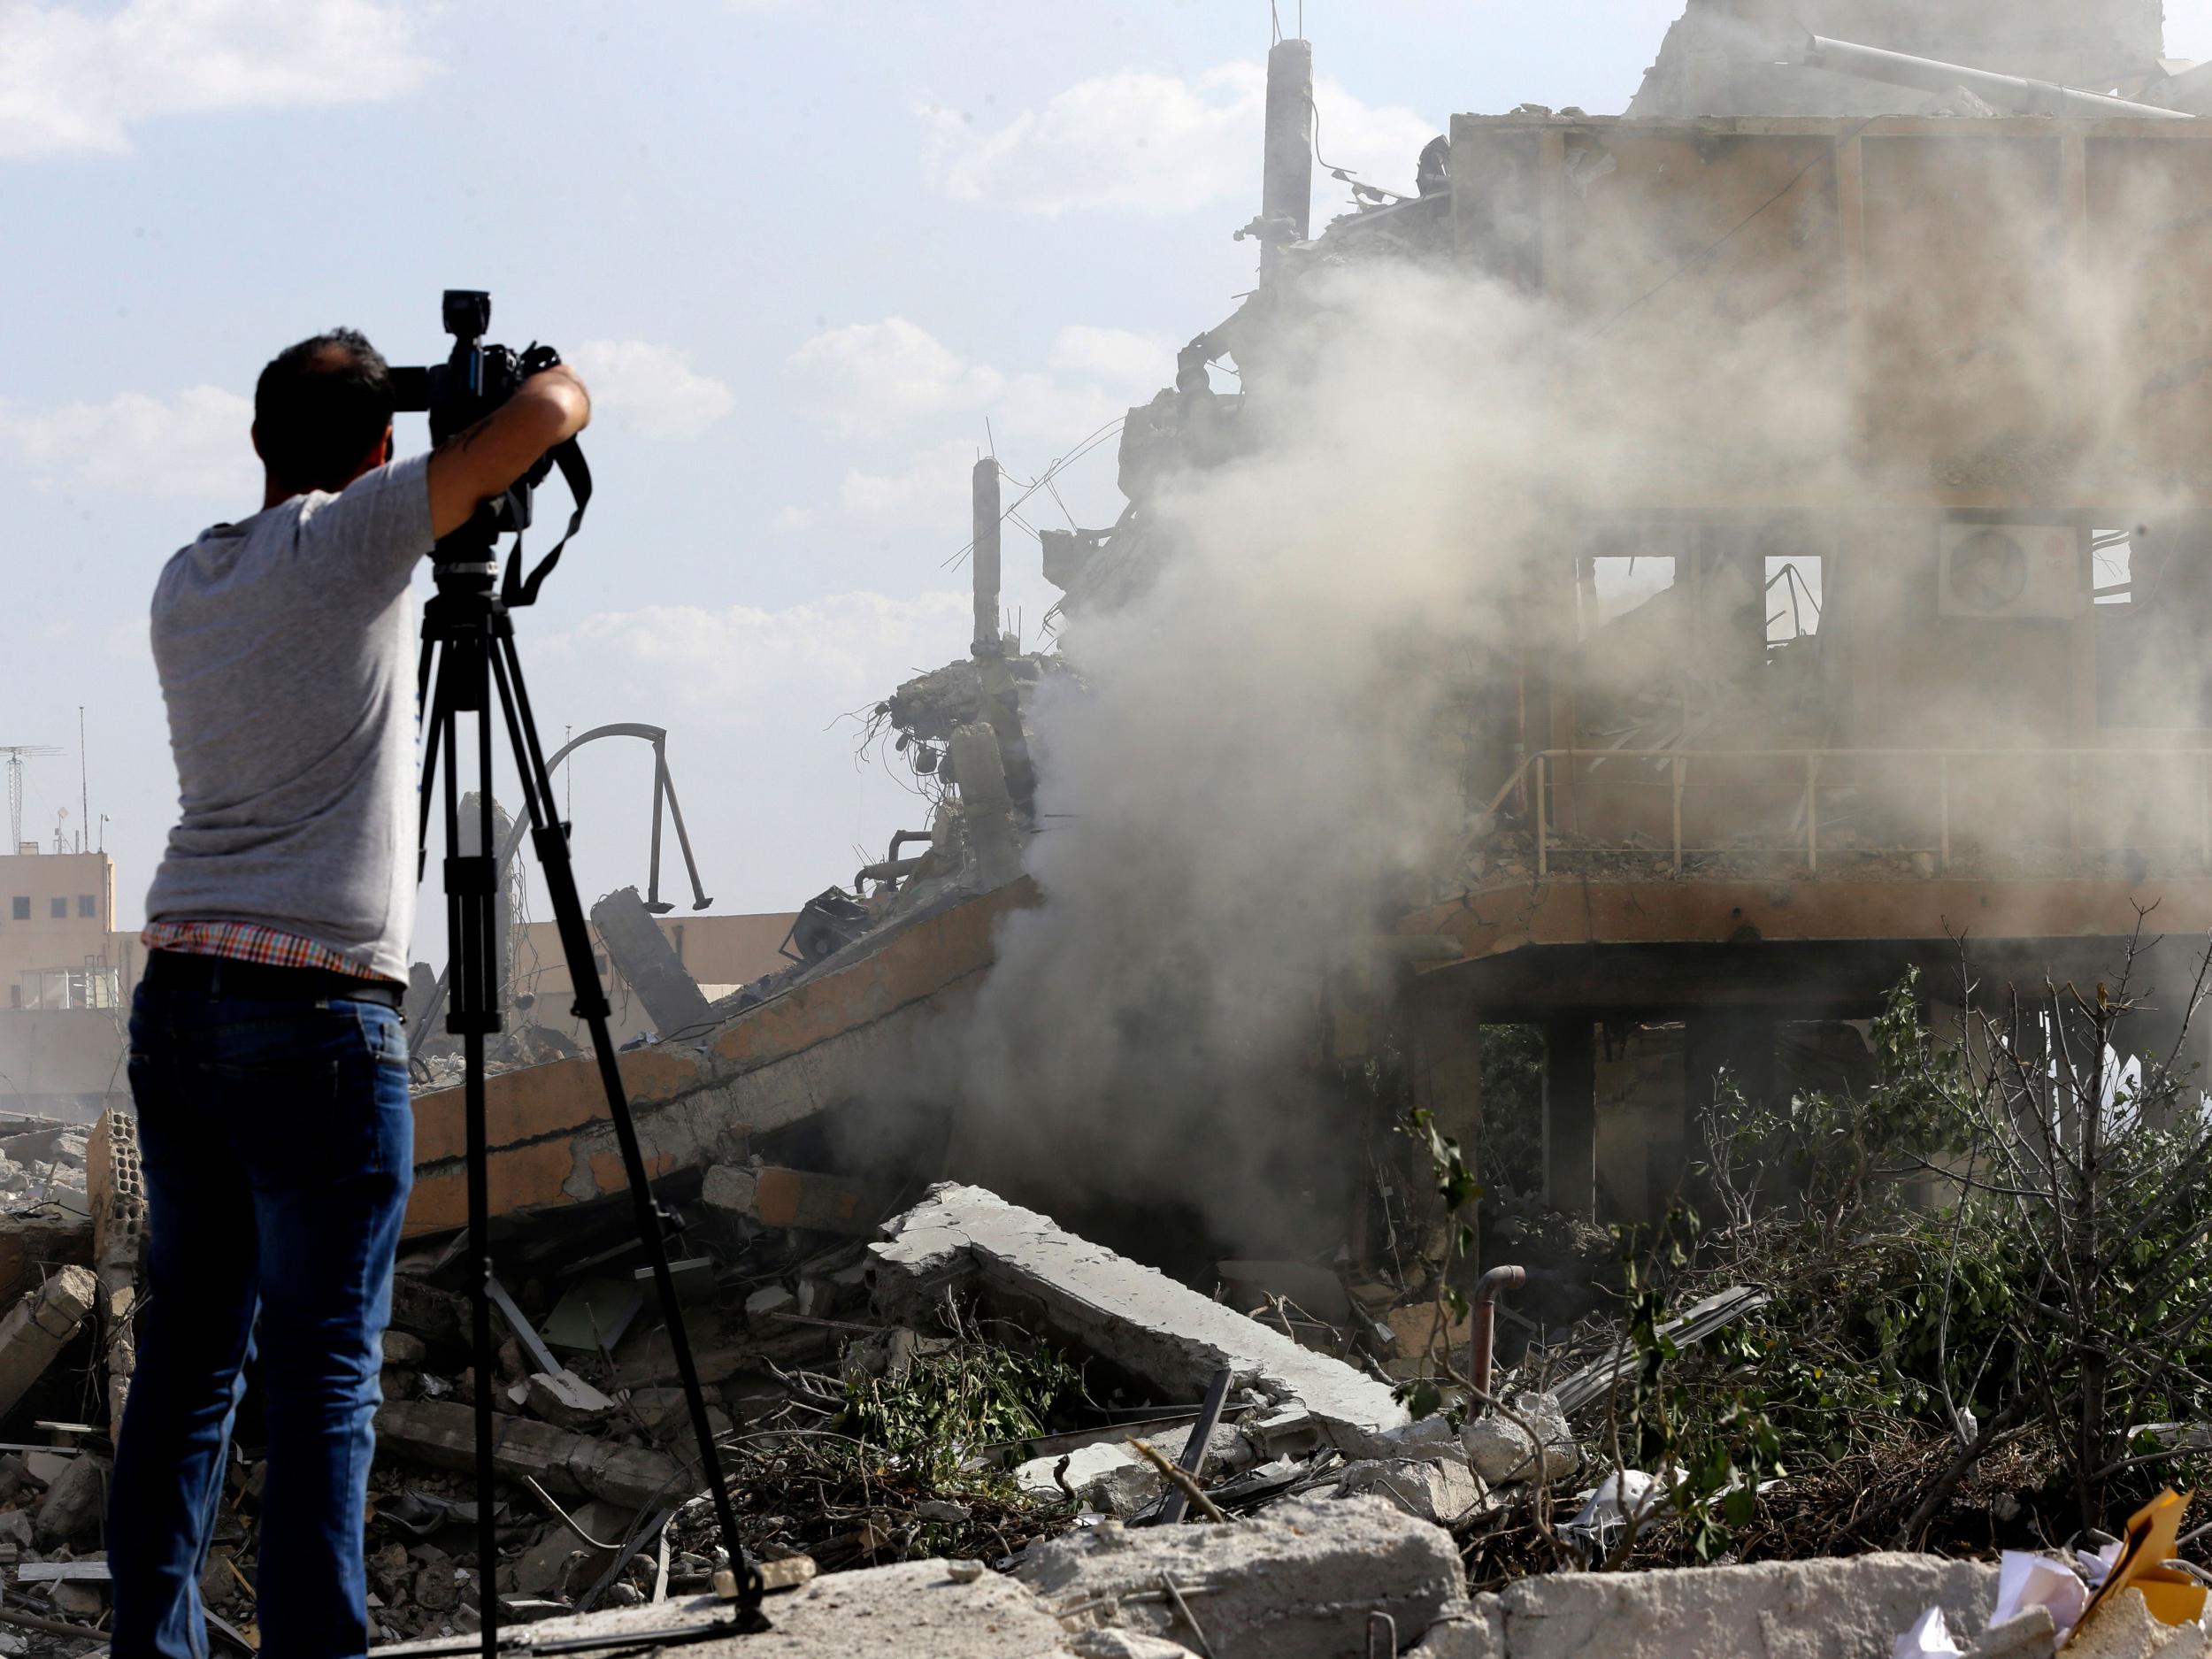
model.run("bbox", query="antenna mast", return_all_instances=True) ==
[0,746,65,852]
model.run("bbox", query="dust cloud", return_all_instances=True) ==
[913,136,2212,1255]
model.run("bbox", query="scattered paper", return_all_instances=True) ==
[1993,1551,2089,1644]
[1893,1606,1965,1659]
[2070,1488,2206,1641]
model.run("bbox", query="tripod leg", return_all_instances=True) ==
[415,634,446,889]
[487,631,767,1624]
[424,609,508,1659]
[464,1024,495,1658]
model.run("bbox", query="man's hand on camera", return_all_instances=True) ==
[426,364,592,541]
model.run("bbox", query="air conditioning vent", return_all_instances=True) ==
[1938,524,2084,619]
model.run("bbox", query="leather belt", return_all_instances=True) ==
[143,949,404,1010]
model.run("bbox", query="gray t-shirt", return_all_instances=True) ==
[144,454,434,984]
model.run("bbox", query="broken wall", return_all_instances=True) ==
[1628,0,2167,118]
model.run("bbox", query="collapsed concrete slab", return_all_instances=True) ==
[1017,1494,1465,1659]
[872,1185,1407,1448]
[404,879,1036,1240]
[373,1400,684,1509]
[0,1266,96,1419]
[591,885,714,1039]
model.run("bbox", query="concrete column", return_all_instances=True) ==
[1543,1018,1597,1218]
[972,459,1002,657]
[1260,38,1314,279]
[0,1267,96,1419]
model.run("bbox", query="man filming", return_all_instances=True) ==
[110,329,588,1658]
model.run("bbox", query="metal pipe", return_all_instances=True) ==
[855,856,924,886]
[1469,1264,1527,1403]
[1803,35,2191,120]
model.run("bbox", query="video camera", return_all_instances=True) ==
[390,288,588,595]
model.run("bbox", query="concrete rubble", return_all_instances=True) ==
[0,1268,96,1421]
[871,1184,1408,1450]
[20,2,2212,1652]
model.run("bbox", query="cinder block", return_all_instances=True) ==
[0,1268,97,1419]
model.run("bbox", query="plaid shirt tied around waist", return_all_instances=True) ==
[142,920,375,979]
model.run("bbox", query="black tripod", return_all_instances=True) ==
[414,521,769,1653]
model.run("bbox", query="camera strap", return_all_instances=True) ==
[500,438,592,609]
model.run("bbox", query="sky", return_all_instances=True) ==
[7,0,2212,948]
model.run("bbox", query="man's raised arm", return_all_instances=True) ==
[426,365,592,541]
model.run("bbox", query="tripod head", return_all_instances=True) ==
[391,288,591,603]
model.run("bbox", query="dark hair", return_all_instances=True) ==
[253,328,395,491]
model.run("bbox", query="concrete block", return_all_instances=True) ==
[50,1581,102,1617]
[1358,1415,1471,1466]
[2067,1589,2206,1659]
[700,1164,757,1217]
[32,1454,104,1547]
[0,1267,96,1419]
[1499,1554,2001,1659]
[590,886,712,1039]
[1336,1456,1484,1524]
[525,1368,616,1430]
[1015,1443,1165,1518]
[1017,1494,1465,1659]
[1463,1393,1577,1487]
[1405,1599,1506,1659]
[744,1284,795,1325]
[86,1110,146,1273]
[874,1186,1406,1447]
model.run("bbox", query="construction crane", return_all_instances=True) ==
[0,747,64,854]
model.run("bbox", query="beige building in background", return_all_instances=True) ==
[0,841,798,1105]
[0,850,140,1118]
[512,910,797,1049]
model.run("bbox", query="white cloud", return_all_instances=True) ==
[919,62,1437,216]
[789,316,1141,446]
[571,340,735,441]
[781,319,1143,541]
[1047,325,1172,390]
[2,385,256,500]
[836,438,980,528]
[788,318,1005,438]
[0,0,436,159]
[541,590,972,720]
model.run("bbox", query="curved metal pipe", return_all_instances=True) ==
[411,722,712,1059]
[1470,1264,1527,1404]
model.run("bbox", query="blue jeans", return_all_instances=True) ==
[110,979,413,1659]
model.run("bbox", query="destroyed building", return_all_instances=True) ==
[415,0,2212,1250]
[18,1,2212,1648]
